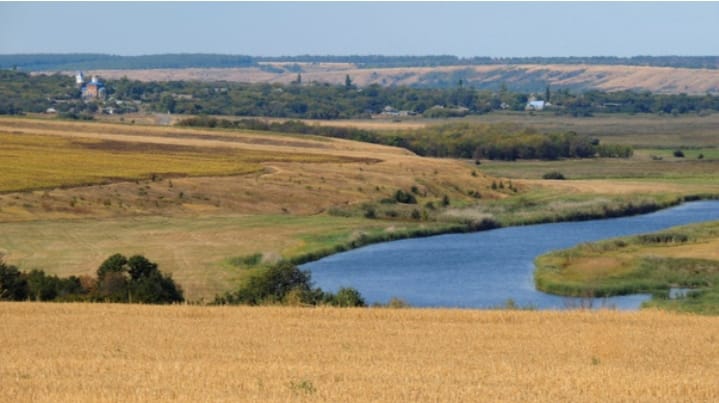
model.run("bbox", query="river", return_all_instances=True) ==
[304,200,719,309]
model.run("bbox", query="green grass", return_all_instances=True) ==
[479,156,719,182]
[0,213,447,301]
[534,221,719,314]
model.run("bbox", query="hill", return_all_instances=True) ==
[55,63,719,94]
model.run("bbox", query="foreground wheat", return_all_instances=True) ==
[2,303,718,402]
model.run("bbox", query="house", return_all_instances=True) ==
[525,100,547,111]
[81,75,106,99]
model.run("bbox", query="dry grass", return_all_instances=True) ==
[0,215,431,300]
[1,303,718,402]
[0,117,498,299]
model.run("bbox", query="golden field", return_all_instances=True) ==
[66,63,719,94]
[2,303,719,402]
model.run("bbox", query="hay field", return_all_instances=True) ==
[1,303,718,402]
[76,63,719,94]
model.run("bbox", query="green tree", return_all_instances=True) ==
[95,253,183,304]
[331,287,366,307]
[0,259,28,300]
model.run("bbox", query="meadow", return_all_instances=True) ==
[535,221,719,314]
[2,303,719,402]
[2,114,719,301]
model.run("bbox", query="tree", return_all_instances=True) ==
[95,253,183,304]
[344,74,353,89]
[97,253,128,280]
[0,259,28,300]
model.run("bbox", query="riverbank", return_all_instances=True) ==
[535,220,719,314]
[294,193,714,270]
[307,200,719,308]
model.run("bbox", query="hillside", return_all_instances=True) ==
[2,303,719,402]
[58,63,719,94]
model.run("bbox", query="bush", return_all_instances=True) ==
[542,171,566,180]
[221,261,312,305]
[215,262,367,307]
[673,150,685,158]
[330,287,366,307]
[394,189,417,204]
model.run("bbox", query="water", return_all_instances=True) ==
[303,201,719,309]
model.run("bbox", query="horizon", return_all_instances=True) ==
[1,2,718,57]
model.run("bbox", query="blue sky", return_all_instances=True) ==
[1,2,717,57]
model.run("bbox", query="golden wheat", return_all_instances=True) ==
[1,303,718,402]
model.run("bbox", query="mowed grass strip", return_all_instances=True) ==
[0,131,354,193]
[2,303,719,402]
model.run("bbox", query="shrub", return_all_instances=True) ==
[673,150,685,158]
[330,287,366,307]
[542,171,566,180]
[394,190,417,204]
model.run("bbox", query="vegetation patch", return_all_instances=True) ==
[535,221,719,314]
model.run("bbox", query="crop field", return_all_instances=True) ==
[2,303,718,402]
[69,63,719,94]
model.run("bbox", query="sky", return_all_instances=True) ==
[1,2,718,57]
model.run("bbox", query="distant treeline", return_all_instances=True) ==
[0,53,256,71]
[1,53,718,71]
[178,117,633,160]
[3,70,719,118]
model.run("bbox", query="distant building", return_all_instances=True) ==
[75,71,85,86]
[525,100,547,111]
[81,75,106,99]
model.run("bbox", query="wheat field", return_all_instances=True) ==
[1,303,718,402]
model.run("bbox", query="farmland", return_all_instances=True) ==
[2,303,719,402]
[63,63,719,94]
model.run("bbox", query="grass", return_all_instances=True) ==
[0,214,446,301]
[3,303,719,402]
[2,115,719,304]
[534,221,719,314]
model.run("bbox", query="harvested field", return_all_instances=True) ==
[2,303,718,402]
[60,63,719,94]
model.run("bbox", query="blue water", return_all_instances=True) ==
[303,201,719,309]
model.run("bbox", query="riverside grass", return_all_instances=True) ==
[2,303,719,402]
[535,221,719,314]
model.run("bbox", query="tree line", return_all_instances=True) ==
[2,54,718,71]
[3,69,719,118]
[0,255,367,307]
[178,117,633,161]
[0,254,183,303]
